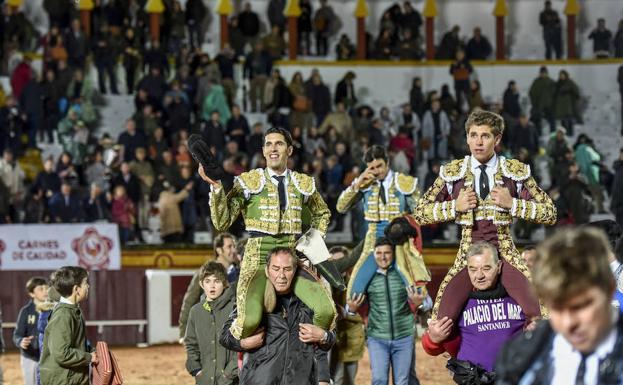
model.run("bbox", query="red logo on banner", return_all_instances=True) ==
[72,227,114,269]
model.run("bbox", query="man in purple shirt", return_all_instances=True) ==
[422,241,528,384]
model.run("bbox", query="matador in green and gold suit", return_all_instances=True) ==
[209,167,335,339]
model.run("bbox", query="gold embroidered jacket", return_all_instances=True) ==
[209,168,331,235]
[336,172,420,222]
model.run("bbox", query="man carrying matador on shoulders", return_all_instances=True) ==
[194,127,339,340]
[413,109,556,326]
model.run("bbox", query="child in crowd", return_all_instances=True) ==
[39,266,97,385]
[13,277,49,385]
[185,262,238,385]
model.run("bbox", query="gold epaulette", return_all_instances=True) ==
[439,156,469,183]
[235,168,265,195]
[500,157,531,182]
[290,171,316,196]
[395,173,418,194]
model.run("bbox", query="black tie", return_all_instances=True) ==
[575,354,588,385]
[478,165,489,200]
[273,175,286,211]
[379,183,387,205]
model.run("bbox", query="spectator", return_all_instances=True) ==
[574,134,604,213]
[143,39,169,77]
[112,161,142,205]
[262,25,286,61]
[201,111,226,157]
[157,150,183,190]
[220,247,336,385]
[33,159,61,199]
[122,27,141,94]
[92,24,119,95]
[502,80,521,120]
[184,262,238,385]
[496,228,623,384]
[179,233,239,340]
[23,189,48,224]
[298,0,313,55]
[562,162,592,225]
[111,184,135,244]
[465,27,493,60]
[48,181,83,223]
[0,148,25,219]
[409,77,426,118]
[539,0,563,59]
[11,57,32,99]
[396,28,422,60]
[449,50,473,112]
[588,18,613,58]
[244,41,273,113]
[615,20,623,58]
[226,105,250,153]
[554,70,580,136]
[41,69,63,144]
[185,0,207,50]
[238,2,260,48]
[400,2,422,39]
[215,45,237,107]
[437,25,462,60]
[267,0,286,33]
[346,238,426,385]
[529,66,556,135]
[335,72,357,111]
[305,72,332,124]
[13,276,49,385]
[510,115,539,157]
[65,19,89,68]
[314,0,336,57]
[137,66,167,108]
[390,126,416,172]
[423,242,527,383]
[375,29,394,60]
[158,180,192,243]
[336,34,355,61]
[612,149,623,229]
[117,118,147,162]
[421,98,451,162]
[467,80,484,112]
[83,183,111,222]
[19,73,44,148]
[319,101,354,143]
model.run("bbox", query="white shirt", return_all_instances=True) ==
[378,170,394,202]
[266,168,290,208]
[550,312,618,385]
[470,154,498,198]
[445,154,524,198]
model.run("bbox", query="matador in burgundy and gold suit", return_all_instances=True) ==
[414,154,557,322]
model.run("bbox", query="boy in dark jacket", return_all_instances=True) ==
[13,277,49,385]
[39,266,97,385]
[185,262,238,385]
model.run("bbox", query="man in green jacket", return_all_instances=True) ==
[528,66,556,135]
[347,238,428,385]
[39,266,97,385]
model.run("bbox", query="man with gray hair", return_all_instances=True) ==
[422,241,528,384]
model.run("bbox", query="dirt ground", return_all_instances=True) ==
[2,343,452,384]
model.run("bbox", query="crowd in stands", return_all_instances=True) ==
[0,0,622,245]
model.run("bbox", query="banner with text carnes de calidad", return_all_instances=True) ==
[0,224,121,270]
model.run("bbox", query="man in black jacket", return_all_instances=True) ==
[221,247,335,385]
[496,227,623,384]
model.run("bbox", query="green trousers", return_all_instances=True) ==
[230,234,337,339]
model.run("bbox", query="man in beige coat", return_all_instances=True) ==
[158,180,193,243]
